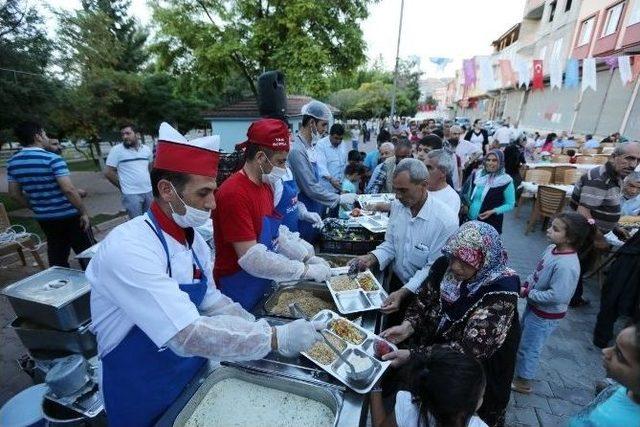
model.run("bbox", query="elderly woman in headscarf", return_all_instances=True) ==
[461,149,515,234]
[380,221,521,427]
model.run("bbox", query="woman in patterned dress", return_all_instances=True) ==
[380,221,521,427]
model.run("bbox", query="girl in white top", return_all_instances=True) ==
[370,346,488,427]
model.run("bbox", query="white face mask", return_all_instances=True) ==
[311,122,320,144]
[261,156,287,183]
[168,184,211,228]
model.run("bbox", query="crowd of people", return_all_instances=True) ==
[5,101,640,426]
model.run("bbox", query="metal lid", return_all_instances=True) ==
[2,267,90,308]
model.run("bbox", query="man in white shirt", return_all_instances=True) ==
[88,123,321,426]
[424,149,461,215]
[493,121,513,146]
[316,124,347,195]
[104,124,154,218]
[351,158,458,325]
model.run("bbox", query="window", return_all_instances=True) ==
[549,1,557,22]
[602,2,625,36]
[629,0,640,25]
[565,0,573,12]
[578,17,595,46]
[551,38,564,61]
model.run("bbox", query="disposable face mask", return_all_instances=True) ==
[260,155,286,183]
[311,122,320,144]
[168,183,211,228]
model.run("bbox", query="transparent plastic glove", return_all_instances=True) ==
[299,203,324,228]
[339,193,357,205]
[303,263,332,282]
[238,243,305,281]
[167,315,272,360]
[199,292,255,322]
[275,319,323,357]
[307,256,330,268]
[277,225,315,261]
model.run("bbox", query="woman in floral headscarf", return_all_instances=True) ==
[380,221,521,427]
[461,149,516,234]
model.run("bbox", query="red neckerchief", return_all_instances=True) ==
[150,201,186,245]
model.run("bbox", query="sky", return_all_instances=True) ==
[44,0,527,78]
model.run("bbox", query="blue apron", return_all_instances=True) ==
[218,215,280,311]
[275,177,300,232]
[101,211,208,427]
[296,135,323,243]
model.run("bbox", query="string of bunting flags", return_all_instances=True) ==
[457,54,640,93]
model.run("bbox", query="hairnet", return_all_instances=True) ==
[301,100,333,122]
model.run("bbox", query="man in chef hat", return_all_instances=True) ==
[214,118,331,311]
[86,122,324,427]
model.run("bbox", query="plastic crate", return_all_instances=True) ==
[319,237,382,255]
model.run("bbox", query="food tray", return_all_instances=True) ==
[355,215,388,233]
[619,216,640,229]
[326,271,387,314]
[357,193,395,207]
[301,310,397,394]
[263,282,337,319]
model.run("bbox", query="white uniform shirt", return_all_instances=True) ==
[87,213,220,357]
[105,143,153,195]
[429,185,461,215]
[371,196,459,293]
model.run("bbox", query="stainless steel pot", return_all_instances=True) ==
[3,268,90,331]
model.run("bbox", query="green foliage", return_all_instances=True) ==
[0,0,60,141]
[151,0,376,99]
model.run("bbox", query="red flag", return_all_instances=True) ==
[632,55,640,81]
[533,60,544,90]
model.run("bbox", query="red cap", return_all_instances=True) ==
[154,123,221,178]
[246,119,289,151]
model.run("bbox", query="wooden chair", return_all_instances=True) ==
[561,168,584,185]
[0,203,46,270]
[552,166,577,184]
[580,148,598,155]
[525,186,567,234]
[516,169,553,218]
[591,156,609,165]
[551,155,570,163]
[575,155,595,164]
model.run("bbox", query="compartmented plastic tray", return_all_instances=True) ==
[301,310,397,394]
[326,270,387,314]
[355,215,388,233]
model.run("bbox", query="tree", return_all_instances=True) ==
[151,0,376,99]
[0,0,59,143]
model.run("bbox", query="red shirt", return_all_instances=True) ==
[213,170,275,279]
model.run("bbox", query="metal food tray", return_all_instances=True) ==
[11,318,97,357]
[301,310,397,394]
[357,193,395,207]
[173,365,343,427]
[355,215,388,233]
[326,270,387,314]
[263,281,337,319]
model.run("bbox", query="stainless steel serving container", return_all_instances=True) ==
[172,366,343,427]
[262,281,337,319]
[11,318,97,356]
[2,267,90,331]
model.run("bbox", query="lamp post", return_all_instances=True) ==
[389,0,405,126]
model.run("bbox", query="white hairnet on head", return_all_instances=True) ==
[301,100,333,122]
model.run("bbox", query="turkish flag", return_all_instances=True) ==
[533,60,544,90]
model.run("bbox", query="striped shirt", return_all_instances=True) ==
[7,147,78,220]
[570,163,622,232]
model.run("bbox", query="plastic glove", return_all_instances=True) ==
[307,256,330,268]
[298,202,324,228]
[308,212,324,228]
[303,263,332,282]
[275,319,323,357]
[277,225,315,261]
[238,244,305,282]
[339,193,357,205]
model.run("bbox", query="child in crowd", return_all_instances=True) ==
[339,163,366,218]
[569,322,640,426]
[512,212,596,393]
[566,149,577,164]
[370,346,488,427]
[348,149,363,166]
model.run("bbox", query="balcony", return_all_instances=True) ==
[525,0,546,19]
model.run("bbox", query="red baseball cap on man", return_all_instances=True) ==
[246,118,289,151]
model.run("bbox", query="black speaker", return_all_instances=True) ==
[257,70,287,119]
